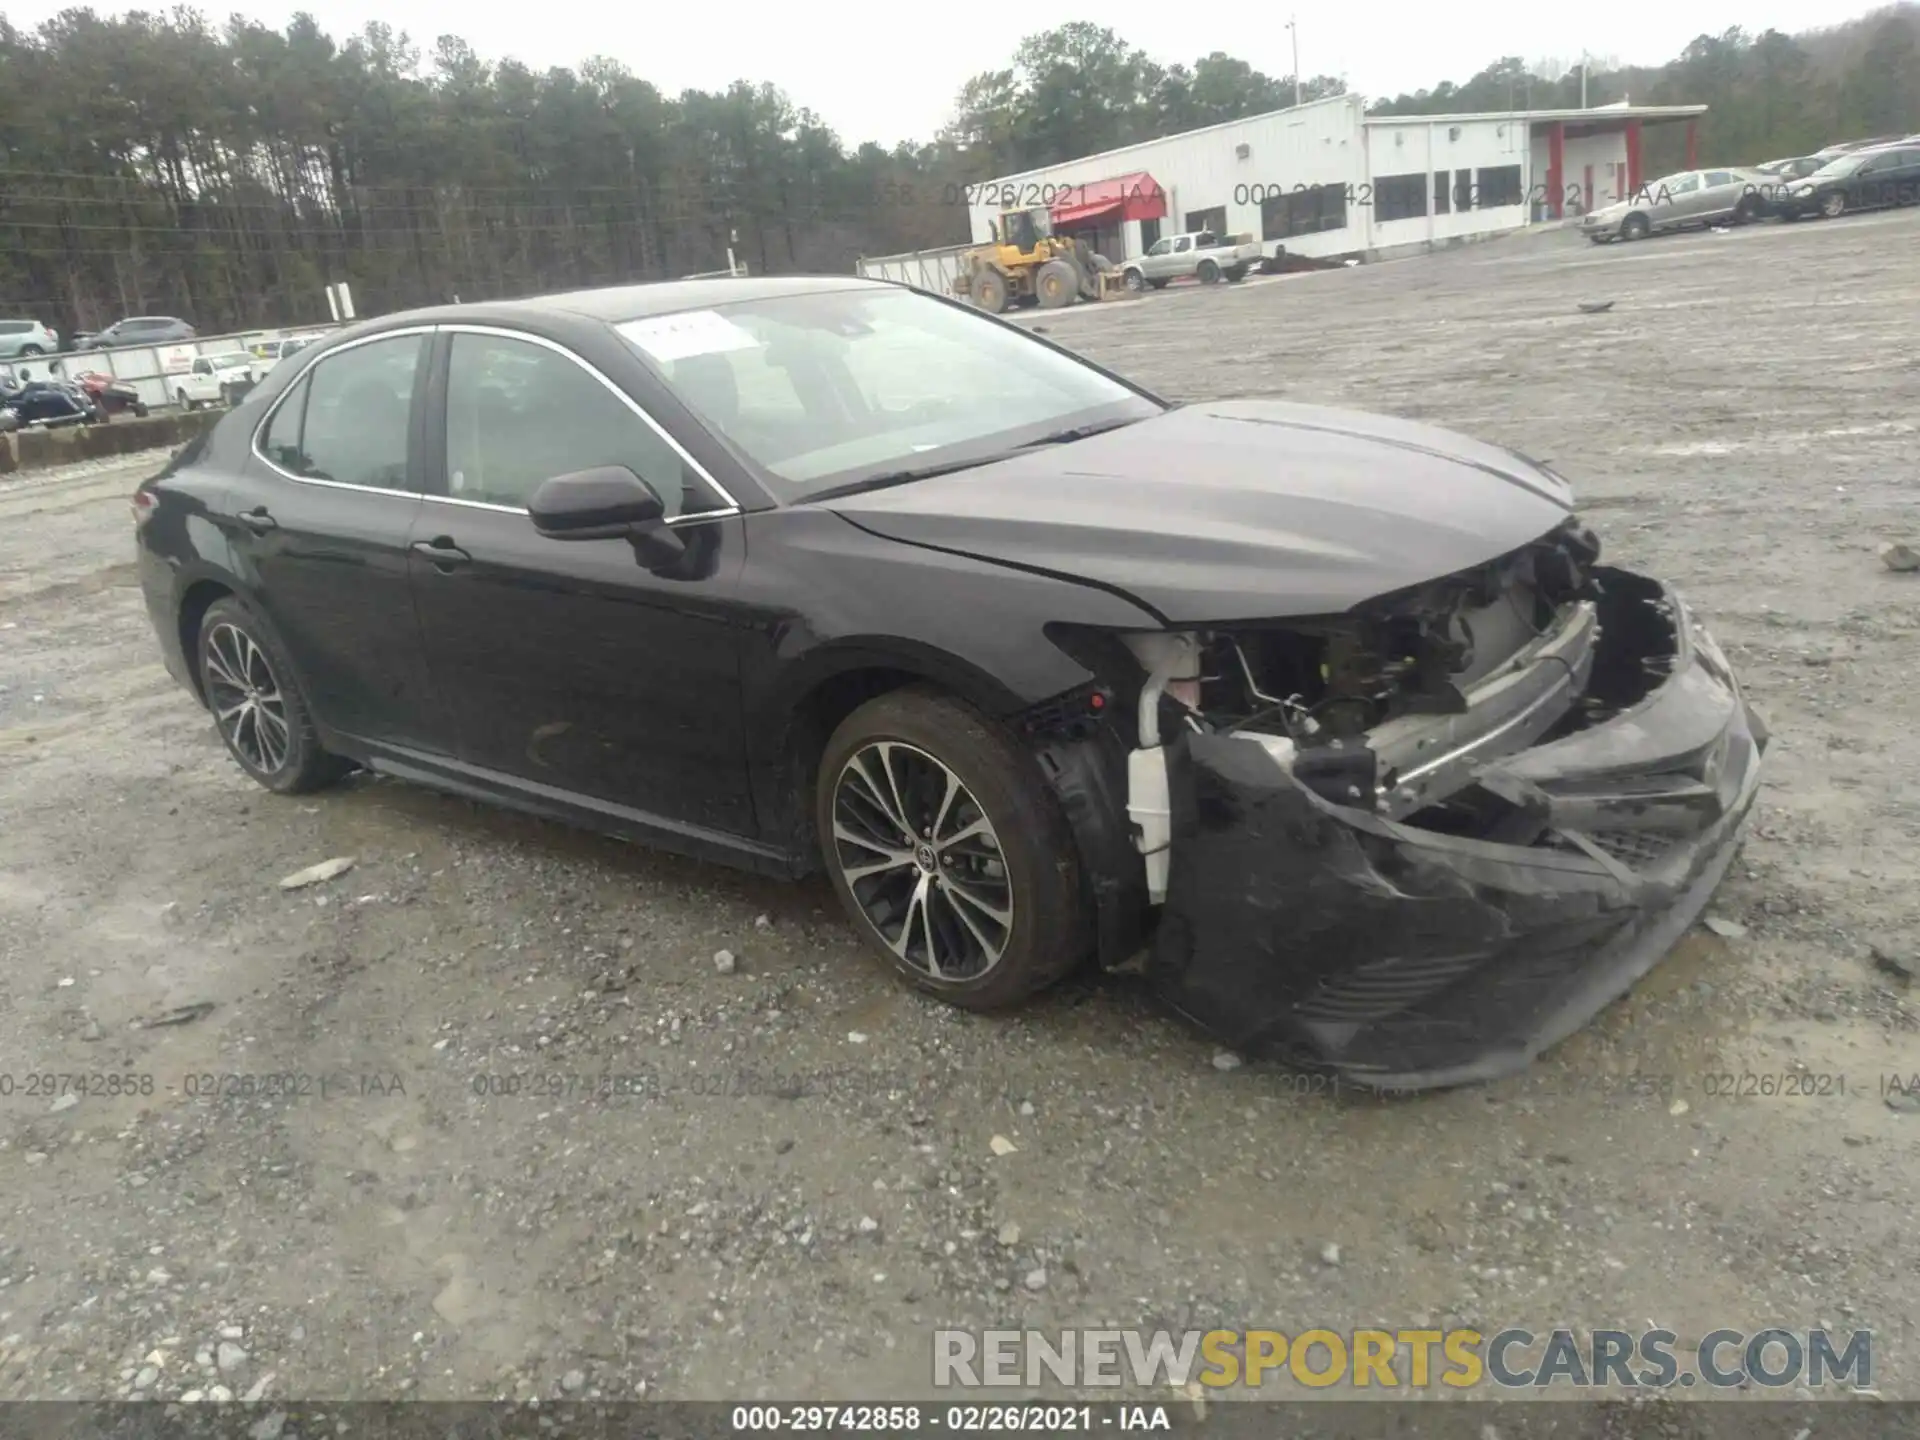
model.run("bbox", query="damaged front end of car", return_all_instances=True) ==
[1044,518,1768,1091]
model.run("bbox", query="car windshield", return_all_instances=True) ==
[1812,153,1868,178]
[614,287,1163,498]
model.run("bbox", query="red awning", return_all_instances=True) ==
[1049,172,1168,228]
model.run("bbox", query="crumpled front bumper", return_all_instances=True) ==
[1146,574,1767,1091]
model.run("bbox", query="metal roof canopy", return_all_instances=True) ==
[1364,103,1708,126]
[1050,172,1169,227]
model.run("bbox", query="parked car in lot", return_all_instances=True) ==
[251,335,327,365]
[1580,167,1773,241]
[1752,155,1824,182]
[1811,135,1907,161]
[267,336,321,369]
[175,351,257,409]
[133,276,1766,1089]
[0,319,60,358]
[1121,231,1265,289]
[1772,142,1920,220]
[88,316,197,349]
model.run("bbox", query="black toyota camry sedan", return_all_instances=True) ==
[134,276,1766,1089]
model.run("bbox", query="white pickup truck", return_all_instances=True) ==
[1121,231,1266,291]
[175,350,258,410]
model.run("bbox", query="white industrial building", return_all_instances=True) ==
[859,93,1707,290]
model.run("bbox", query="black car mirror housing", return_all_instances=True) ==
[527,465,666,540]
[527,465,688,570]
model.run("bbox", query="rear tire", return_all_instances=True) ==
[21,345,43,356]
[1197,259,1221,284]
[1224,265,1247,282]
[1149,278,1169,290]
[197,597,348,795]
[177,389,194,411]
[815,687,1089,1011]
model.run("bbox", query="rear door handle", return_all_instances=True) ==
[410,537,472,571]
[239,506,277,534]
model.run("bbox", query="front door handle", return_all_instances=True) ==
[410,537,472,571]
[239,506,277,534]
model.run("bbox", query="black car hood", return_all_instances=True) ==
[826,400,1576,623]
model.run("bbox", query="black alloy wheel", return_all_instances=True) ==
[197,598,345,793]
[816,688,1089,1009]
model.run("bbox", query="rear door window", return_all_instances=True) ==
[259,334,425,491]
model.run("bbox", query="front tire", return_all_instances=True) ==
[1820,192,1847,219]
[197,598,346,794]
[970,268,1009,314]
[1035,258,1078,309]
[816,687,1088,1010]
[1621,213,1651,241]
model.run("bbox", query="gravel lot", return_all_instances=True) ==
[2,211,1916,1409]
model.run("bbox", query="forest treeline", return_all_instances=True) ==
[1,6,1915,334]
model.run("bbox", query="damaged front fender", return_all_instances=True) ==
[1147,577,1767,1091]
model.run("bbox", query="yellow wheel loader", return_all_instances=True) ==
[952,207,1125,314]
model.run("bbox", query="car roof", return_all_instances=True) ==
[372,275,893,330]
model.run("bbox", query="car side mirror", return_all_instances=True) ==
[527,464,686,569]
[528,465,665,539]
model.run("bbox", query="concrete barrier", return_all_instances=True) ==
[0,410,219,477]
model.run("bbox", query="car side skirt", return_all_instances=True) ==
[346,740,808,880]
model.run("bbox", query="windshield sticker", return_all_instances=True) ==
[618,311,762,363]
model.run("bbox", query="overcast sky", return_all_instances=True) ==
[8,0,1873,147]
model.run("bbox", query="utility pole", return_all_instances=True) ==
[1286,17,1302,107]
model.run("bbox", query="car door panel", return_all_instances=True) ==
[222,329,447,751]
[1700,172,1737,220]
[1662,175,1703,226]
[406,505,755,835]
[226,473,436,747]
[407,326,759,837]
